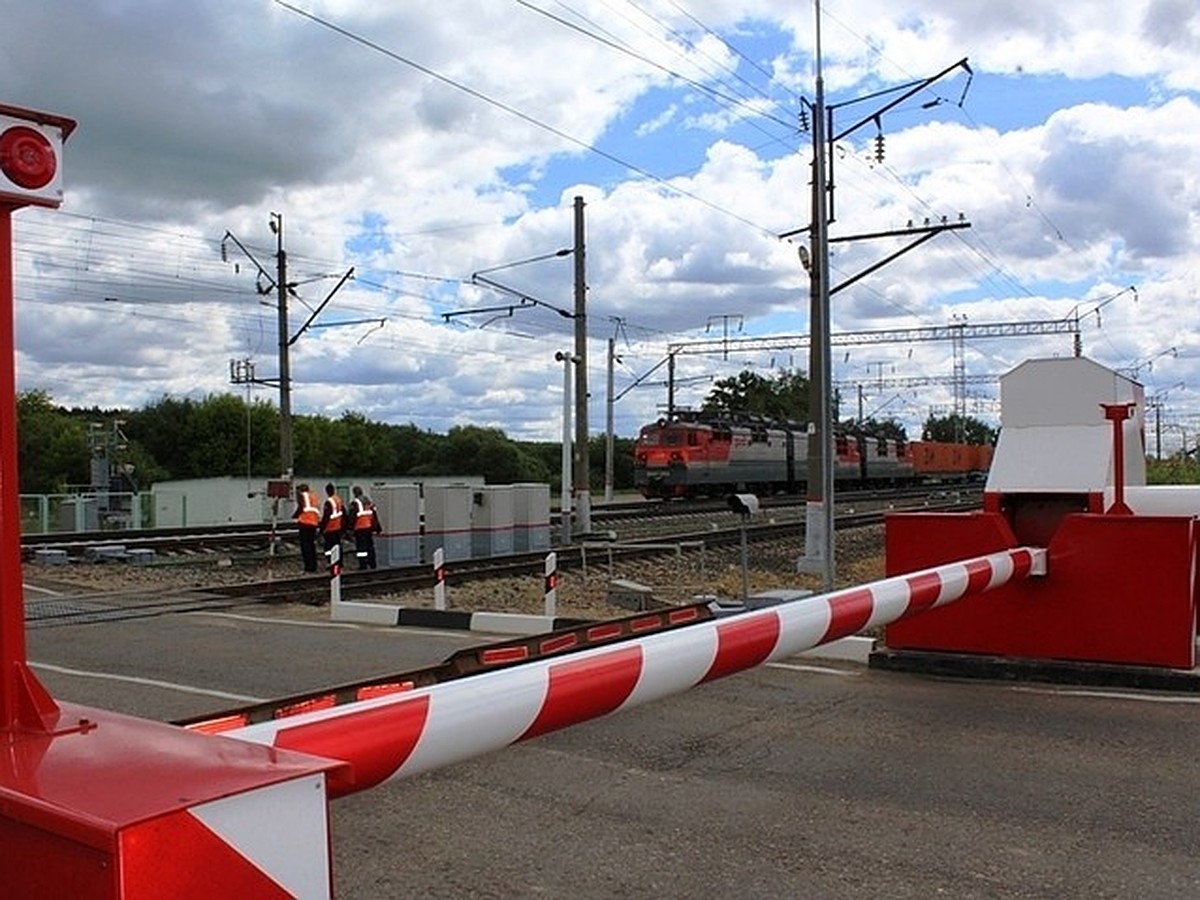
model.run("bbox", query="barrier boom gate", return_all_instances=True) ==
[204,547,1046,796]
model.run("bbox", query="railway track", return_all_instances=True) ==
[19,486,980,560]
[20,521,281,560]
[207,493,979,605]
[22,488,980,623]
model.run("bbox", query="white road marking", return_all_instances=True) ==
[23,583,64,596]
[187,610,365,630]
[767,661,859,677]
[186,610,475,639]
[1011,685,1200,705]
[29,661,266,702]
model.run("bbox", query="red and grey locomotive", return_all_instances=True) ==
[633,413,991,498]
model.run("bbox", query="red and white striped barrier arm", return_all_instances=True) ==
[226,547,1045,798]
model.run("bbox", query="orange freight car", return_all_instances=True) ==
[908,440,992,481]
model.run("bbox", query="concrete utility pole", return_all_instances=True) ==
[801,0,835,592]
[572,195,591,533]
[605,335,616,502]
[556,350,576,544]
[271,212,293,481]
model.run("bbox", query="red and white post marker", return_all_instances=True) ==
[543,551,558,618]
[433,547,447,610]
[327,541,342,605]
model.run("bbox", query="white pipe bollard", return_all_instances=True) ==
[544,552,557,619]
[226,546,1046,798]
[327,542,342,606]
[433,547,446,611]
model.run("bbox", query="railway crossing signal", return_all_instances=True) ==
[0,105,75,208]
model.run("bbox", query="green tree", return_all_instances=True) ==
[921,413,997,445]
[588,434,635,493]
[519,440,566,492]
[1147,454,1200,485]
[410,425,549,484]
[20,391,644,494]
[16,390,89,492]
[388,423,440,475]
[842,416,908,442]
[126,394,268,479]
[701,369,811,421]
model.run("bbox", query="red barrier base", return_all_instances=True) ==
[869,647,1200,691]
[0,702,338,899]
[883,511,1197,670]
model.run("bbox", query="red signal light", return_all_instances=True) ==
[0,126,56,190]
[0,106,75,209]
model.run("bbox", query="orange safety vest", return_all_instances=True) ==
[351,497,377,531]
[297,491,320,527]
[324,495,345,533]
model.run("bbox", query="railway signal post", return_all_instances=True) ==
[729,493,760,603]
[0,105,338,899]
[0,102,76,732]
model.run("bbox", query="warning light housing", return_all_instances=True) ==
[0,104,76,209]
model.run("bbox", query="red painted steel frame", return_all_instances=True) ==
[884,510,1197,669]
[1102,402,1135,515]
[0,204,59,732]
[0,701,336,899]
[1,118,339,899]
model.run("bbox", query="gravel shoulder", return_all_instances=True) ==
[24,526,886,622]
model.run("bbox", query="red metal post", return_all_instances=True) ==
[1102,402,1136,516]
[0,204,59,732]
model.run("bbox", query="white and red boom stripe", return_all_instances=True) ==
[226,547,1045,798]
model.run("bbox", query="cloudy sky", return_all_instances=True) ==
[3,1,1199,453]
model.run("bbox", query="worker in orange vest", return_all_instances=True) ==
[349,485,383,570]
[293,482,321,573]
[319,482,346,559]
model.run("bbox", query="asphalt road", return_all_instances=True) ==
[24,599,1200,899]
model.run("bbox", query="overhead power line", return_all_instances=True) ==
[272,0,782,239]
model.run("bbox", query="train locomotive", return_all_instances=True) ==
[633,412,993,498]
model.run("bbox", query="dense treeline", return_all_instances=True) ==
[699,368,998,446]
[16,390,636,494]
[16,369,1005,495]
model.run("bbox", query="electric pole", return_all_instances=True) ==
[271,212,293,481]
[605,334,616,502]
[790,12,972,590]
[573,195,591,533]
[802,0,835,591]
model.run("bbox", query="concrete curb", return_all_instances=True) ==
[331,600,573,634]
[329,598,874,663]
